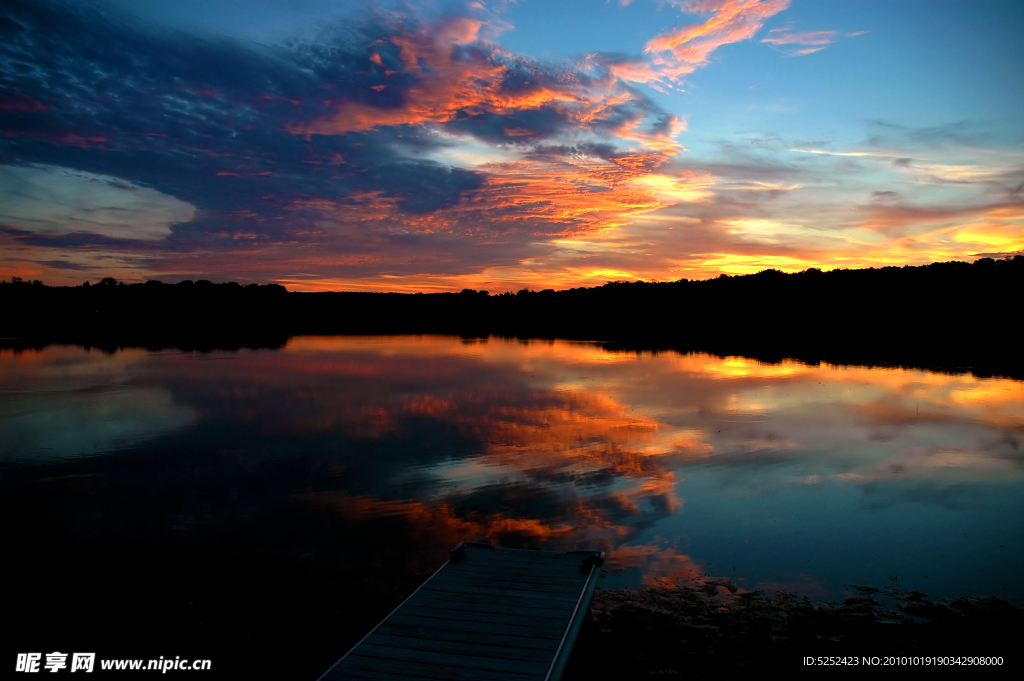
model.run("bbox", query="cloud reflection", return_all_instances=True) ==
[0,346,195,461]
[2,337,1021,589]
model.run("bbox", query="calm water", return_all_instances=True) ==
[3,336,1023,601]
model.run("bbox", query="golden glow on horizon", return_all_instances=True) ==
[270,190,1022,293]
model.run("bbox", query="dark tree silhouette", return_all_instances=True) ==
[1,256,1021,376]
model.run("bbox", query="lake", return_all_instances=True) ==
[3,336,1023,672]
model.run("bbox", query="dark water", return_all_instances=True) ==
[3,336,1023,673]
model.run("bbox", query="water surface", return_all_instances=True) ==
[2,336,1022,601]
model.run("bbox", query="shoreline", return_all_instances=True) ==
[564,583,1022,678]
[4,535,1020,678]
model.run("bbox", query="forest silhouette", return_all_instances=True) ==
[2,255,1022,378]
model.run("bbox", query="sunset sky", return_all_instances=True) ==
[1,0,1022,291]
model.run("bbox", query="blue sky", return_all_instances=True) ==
[1,0,1021,290]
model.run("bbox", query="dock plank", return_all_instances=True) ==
[456,553,581,566]
[441,570,585,584]
[375,623,561,651]
[334,655,543,681]
[364,634,554,663]
[404,600,571,621]
[349,643,550,676]
[437,568,586,586]
[429,575,584,594]
[326,668,425,681]
[421,583,579,602]
[385,613,565,639]
[395,605,570,629]
[410,590,578,612]
[319,545,604,681]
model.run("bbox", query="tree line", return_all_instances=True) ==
[2,256,1021,377]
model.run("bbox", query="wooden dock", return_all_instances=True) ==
[319,543,605,681]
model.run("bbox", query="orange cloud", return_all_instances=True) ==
[286,148,710,241]
[289,16,677,153]
[290,19,507,134]
[603,58,664,87]
[275,13,699,247]
[447,153,675,235]
[643,0,791,84]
